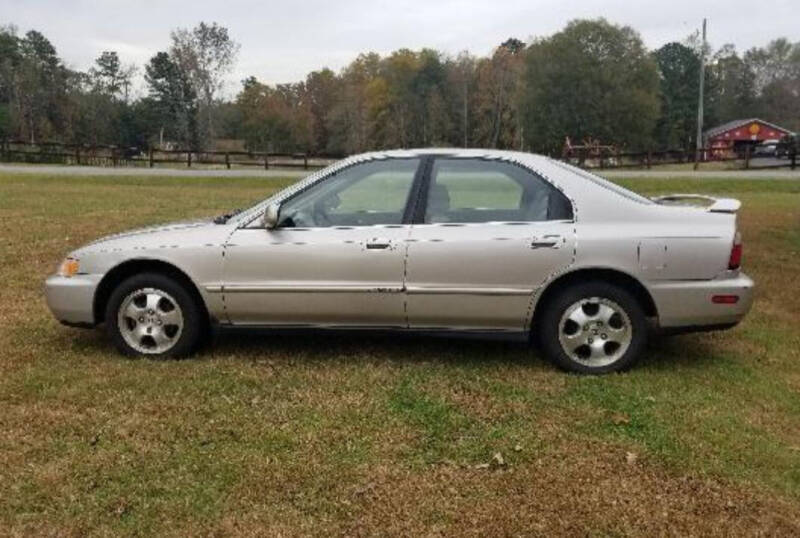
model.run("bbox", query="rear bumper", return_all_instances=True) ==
[649,272,754,330]
[44,274,101,326]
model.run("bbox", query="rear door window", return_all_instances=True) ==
[424,158,572,223]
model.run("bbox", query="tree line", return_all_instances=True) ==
[1,19,798,156]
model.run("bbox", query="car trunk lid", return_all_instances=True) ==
[647,194,743,278]
[651,194,741,214]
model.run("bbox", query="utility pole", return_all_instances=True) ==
[694,18,707,170]
[463,77,469,148]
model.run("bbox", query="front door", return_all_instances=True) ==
[222,157,421,327]
[404,157,576,332]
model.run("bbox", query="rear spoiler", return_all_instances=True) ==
[651,194,741,214]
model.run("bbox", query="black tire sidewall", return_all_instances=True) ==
[538,281,648,374]
[105,272,202,358]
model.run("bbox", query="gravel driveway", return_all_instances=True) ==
[1,163,798,180]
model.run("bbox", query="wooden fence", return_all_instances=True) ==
[1,139,796,171]
[562,146,797,171]
[0,139,339,170]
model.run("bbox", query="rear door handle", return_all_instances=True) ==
[366,238,392,250]
[531,234,562,249]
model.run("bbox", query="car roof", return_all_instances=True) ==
[368,147,550,162]
[234,148,659,226]
[356,148,662,219]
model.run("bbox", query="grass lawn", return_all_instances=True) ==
[1,172,799,536]
[634,161,741,171]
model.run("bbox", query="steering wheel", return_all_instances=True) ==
[284,209,311,227]
[312,202,333,227]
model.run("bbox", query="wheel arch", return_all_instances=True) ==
[530,267,658,331]
[93,258,210,325]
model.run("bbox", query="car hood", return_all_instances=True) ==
[70,217,237,261]
[86,218,213,246]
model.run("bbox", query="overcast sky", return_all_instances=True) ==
[3,0,799,96]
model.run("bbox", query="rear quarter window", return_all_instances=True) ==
[551,160,654,205]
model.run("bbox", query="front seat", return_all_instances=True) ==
[426,183,451,223]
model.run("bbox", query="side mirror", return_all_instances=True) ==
[262,203,280,229]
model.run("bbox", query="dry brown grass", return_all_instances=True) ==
[1,173,799,536]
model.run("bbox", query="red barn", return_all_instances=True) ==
[704,118,792,159]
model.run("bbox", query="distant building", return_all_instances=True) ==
[704,118,792,159]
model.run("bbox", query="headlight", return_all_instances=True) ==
[57,258,80,277]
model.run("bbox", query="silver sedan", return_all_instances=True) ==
[45,149,754,373]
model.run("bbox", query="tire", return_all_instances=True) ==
[105,272,203,358]
[538,281,648,374]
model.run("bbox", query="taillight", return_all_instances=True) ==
[728,232,742,270]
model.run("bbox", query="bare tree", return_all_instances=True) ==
[450,51,476,148]
[170,22,239,147]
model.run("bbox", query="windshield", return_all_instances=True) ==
[213,207,244,224]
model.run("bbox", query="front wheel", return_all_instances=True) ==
[105,273,202,358]
[538,281,648,374]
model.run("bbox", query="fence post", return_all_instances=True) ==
[264,153,269,170]
[187,151,192,168]
[112,147,118,167]
[646,150,651,169]
[303,154,308,170]
[75,146,80,165]
[225,152,230,169]
[791,151,796,171]
[149,148,154,168]
[744,145,750,170]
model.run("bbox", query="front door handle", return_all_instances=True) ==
[531,235,562,249]
[366,238,392,250]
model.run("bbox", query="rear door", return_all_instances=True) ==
[404,157,576,332]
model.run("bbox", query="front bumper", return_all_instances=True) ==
[44,274,102,326]
[648,272,754,330]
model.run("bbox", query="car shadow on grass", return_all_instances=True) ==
[59,323,539,368]
[207,329,542,368]
[60,323,724,372]
[640,332,735,371]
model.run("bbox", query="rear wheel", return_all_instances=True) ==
[538,281,647,374]
[105,273,202,358]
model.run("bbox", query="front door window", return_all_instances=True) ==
[279,158,420,227]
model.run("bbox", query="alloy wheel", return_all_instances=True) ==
[557,297,632,367]
[117,287,184,354]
